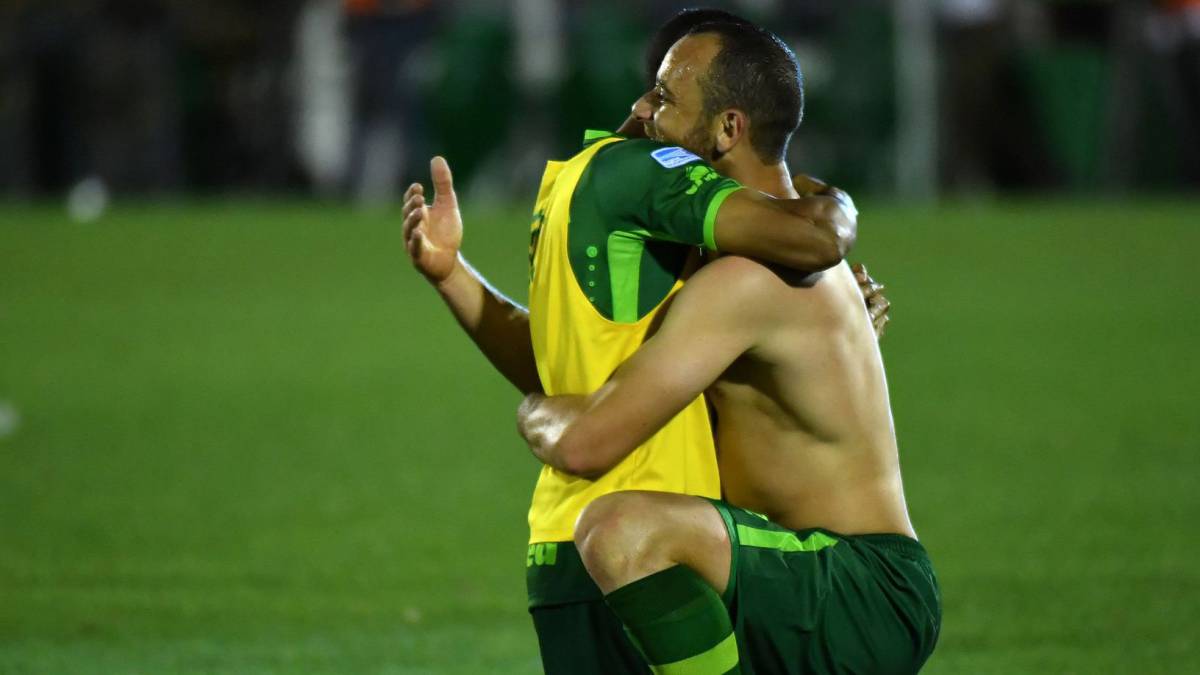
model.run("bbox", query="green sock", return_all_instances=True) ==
[604,565,741,675]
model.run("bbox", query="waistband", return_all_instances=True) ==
[838,531,929,559]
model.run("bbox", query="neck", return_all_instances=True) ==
[713,155,797,199]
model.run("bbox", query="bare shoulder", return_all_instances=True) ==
[689,255,786,294]
[673,256,791,322]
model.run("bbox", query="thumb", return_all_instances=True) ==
[430,156,458,209]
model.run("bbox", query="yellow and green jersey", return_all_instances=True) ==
[525,131,743,545]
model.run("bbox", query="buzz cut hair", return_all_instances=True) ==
[643,8,753,89]
[688,21,804,163]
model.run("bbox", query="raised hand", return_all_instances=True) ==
[402,156,463,284]
[852,263,891,339]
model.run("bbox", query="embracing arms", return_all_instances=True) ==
[516,258,771,478]
[516,256,892,479]
[604,126,858,273]
[401,153,875,396]
[713,183,858,273]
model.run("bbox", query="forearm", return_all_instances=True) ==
[434,255,542,394]
[716,189,858,273]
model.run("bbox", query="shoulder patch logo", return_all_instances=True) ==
[650,146,702,169]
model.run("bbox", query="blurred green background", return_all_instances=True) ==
[4,1,1200,671]
[2,198,1197,673]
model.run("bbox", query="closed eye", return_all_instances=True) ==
[654,81,673,105]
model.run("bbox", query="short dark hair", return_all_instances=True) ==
[689,21,804,163]
[643,8,753,88]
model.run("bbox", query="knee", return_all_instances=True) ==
[574,492,658,585]
[575,492,640,559]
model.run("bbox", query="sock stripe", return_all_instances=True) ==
[650,631,739,675]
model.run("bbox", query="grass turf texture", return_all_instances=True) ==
[1,198,1197,673]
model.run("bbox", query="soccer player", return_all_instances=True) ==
[516,23,940,674]
[403,154,853,672]
[401,12,878,674]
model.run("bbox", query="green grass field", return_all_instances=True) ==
[2,198,1197,674]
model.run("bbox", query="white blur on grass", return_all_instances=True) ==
[0,401,21,440]
[66,176,110,223]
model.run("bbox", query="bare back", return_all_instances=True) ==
[705,257,916,537]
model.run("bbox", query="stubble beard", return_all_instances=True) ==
[682,119,718,162]
[647,117,718,162]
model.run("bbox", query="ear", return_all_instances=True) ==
[714,109,748,155]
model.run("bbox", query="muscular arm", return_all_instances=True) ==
[433,255,542,394]
[516,258,770,478]
[588,139,857,277]
[714,187,858,273]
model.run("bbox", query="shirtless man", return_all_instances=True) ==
[518,23,941,674]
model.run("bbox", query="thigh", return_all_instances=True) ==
[582,490,733,595]
[715,503,937,675]
[530,600,651,675]
[710,503,830,674]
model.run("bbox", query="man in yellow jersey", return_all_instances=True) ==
[517,23,939,675]
[401,12,868,674]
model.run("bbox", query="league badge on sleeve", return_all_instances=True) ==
[651,147,702,169]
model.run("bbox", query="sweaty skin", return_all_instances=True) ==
[704,258,913,536]
[518,255,914,538]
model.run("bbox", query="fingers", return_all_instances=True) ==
[403,189,426,232]
[430,156,458,209]
[869,296,890,339]
[403,190,425,217]
[406,225,426,260]
[858,278,884,300]
[404,182,424,203]
[851,262,889,337]
[403,201,427,244]
[853,263,883,299]
[868,296,890,321]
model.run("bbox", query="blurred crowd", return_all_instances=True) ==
[0,0,1197,203]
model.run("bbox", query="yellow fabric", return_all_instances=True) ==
[526,137,721,544]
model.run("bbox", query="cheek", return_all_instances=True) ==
[655,107,680,127]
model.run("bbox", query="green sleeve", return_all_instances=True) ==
[588,139,743,250]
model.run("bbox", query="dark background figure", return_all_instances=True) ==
[342,0,438,206]
[937,0,1056,191]
[0,0,1196,199]
[2,0,182,195]
[1148,0,1200,183]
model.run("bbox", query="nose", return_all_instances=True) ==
[631,93,653,122]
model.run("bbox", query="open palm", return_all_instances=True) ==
[402,156,463,283]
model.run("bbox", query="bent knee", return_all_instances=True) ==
[575,492,649,551]
[574,492,665,587]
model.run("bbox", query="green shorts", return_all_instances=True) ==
[527,541,650,675]
[708,500,942,675]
